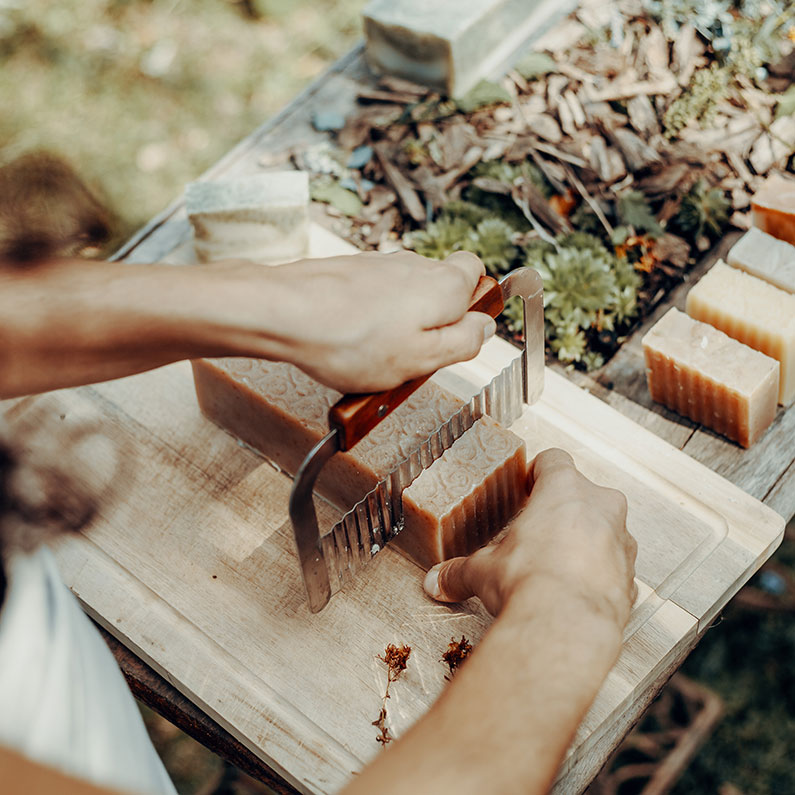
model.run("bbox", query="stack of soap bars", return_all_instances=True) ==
[643,173,795,448]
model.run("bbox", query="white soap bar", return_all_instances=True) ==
[185,172,309,265]
[686,260,795,405]
[727,227,795,294]
[642,308,779,448]
[362,0,559,96]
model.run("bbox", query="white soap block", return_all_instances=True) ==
[185,172,310,265]
[727,227,795,295]
[363,0,564,97]
[686,260,795,405]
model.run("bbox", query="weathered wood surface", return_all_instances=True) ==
[2,350,782,794]
[114,47,795,523]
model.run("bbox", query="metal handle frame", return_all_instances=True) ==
[289,267,544,612]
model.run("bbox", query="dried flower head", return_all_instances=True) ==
[379,643,412,683]
[441,635,473,675]
[373,644,412,746]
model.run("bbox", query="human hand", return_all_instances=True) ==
[211,250,495,394]
[423,448,637,631]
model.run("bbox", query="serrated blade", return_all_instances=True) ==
[320,351,524,594]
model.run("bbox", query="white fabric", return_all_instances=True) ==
[0,545,176,794]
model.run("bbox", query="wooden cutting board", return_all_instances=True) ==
[0,226,784,794]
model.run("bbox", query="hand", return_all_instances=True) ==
[212,250,495,393]
[423,448,637,631]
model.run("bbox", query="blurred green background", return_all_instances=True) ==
[3,2,794,794]
[0,0,365,247]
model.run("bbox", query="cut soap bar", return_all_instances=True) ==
[192,358,526,567]
[727,227,795,294]
[363,0,549,96]
[642,308,779,448]
[686,260,795,405]
[185,172,309,264]
[400,416,526,566]
[751,173,795,247]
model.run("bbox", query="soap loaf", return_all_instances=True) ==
[192,358,526,567]
[686,260,795,405]
[751,173,795,247]
[727,227,795,294]
[185,172,309,265]
[642,308,779,448]
[363,0,551,97]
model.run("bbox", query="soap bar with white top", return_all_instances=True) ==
[185,172,310,264]
[751,173,795,247]
[362,0,553,97]
[727,227,795,294]
[642,308,779,448]
[686,260,795,405]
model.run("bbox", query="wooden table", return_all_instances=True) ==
[5,45,793,795]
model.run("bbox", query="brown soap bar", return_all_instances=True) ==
[193,358,527,569]
[192,357,464,512]
[642,308,779,448]
[399,416,526,567]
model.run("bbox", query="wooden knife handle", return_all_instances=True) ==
[329,274,504,451]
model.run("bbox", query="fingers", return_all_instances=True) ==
[443,251,485,292]
[424,251,487,327]
[416,312,495,373]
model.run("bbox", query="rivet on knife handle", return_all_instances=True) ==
[328,274,504,451]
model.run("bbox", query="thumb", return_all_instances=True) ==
[423,558,475,603]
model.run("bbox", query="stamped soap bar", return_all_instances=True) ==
[363,0,552,96]
[686,260,795,405]
[185,171,309,264]
[192,358,526,567]
[643,308,779,448]
[727,227,795,294]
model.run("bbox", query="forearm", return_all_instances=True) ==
[0,258,286,398]
[344,577,623,795]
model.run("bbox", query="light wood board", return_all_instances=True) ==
[2,346,783,795]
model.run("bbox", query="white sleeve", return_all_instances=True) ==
[0,546,176,795]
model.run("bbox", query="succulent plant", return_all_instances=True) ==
[463,218,518,274]
[407,217,470,260]
[674,180,731,239]
[663,63,730,138]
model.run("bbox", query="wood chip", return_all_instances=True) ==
[357,88,421,105]
[523,113,563,144]
[547,74,570,108]
[643,25,671,80]
[582,74,678,103]
[608,127,663,172]
[652,233,690,269]
[511,178,573,235]
[556,96,577,137]
[749,116,795,175]
[587,135,627,183]
[730,211,752,231]
[634,162,691,197]
[364,206,401,246]
[563,90,586,128]
[626,94,660,139]
[377,75,429,97]
[373,143,425,223]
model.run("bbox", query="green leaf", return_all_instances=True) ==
[776,86,795,120]
[616,190,662,236]
[455,80,512,113]
[310,177,362,217]
[514,52,557,80]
